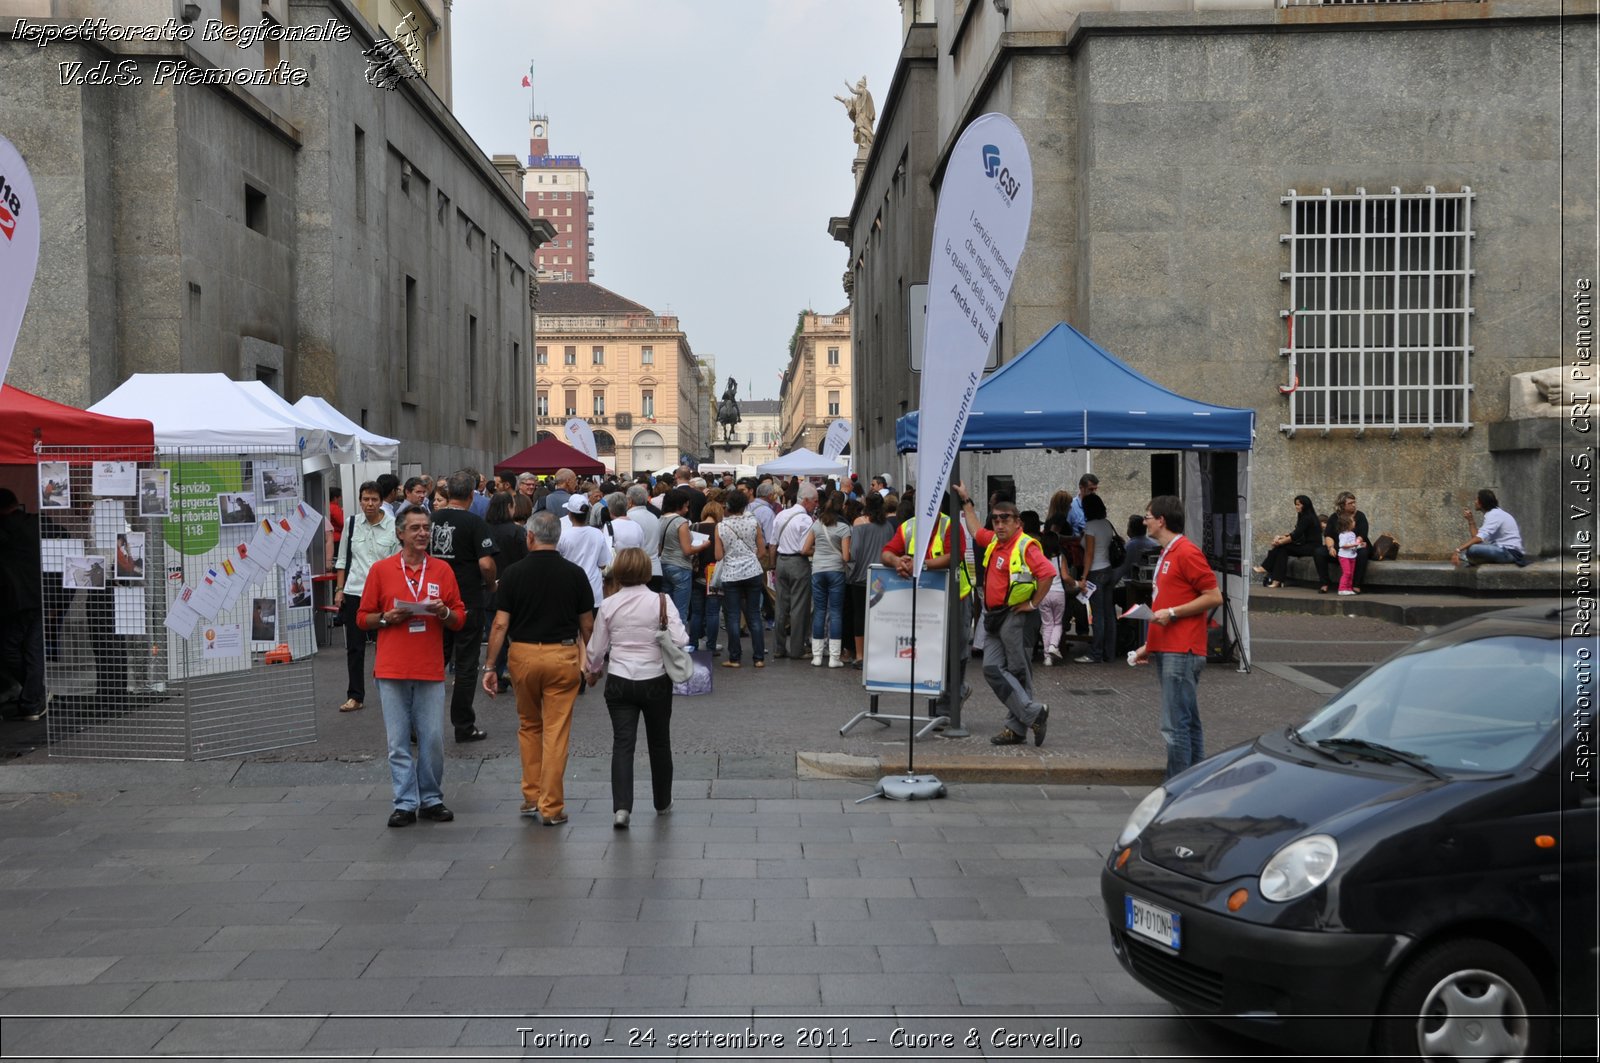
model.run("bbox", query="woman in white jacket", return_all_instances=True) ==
[584,547,688,829]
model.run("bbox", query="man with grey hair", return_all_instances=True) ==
[483,510,594,825]
[772,482,818,660]
[605,493,645,552]
[429,470,498,742]
[516,472,539,503]
[625,484,664,592]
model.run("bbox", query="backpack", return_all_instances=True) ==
[1108,530,1127,568]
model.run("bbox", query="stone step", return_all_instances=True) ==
[1283,556,1562,595]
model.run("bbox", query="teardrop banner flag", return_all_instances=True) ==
[912,115,1033,576]
[0,135,41,392]
[564,417,598,458]
[822,417,852,461]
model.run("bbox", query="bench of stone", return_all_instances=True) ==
[1283,556,1563,595]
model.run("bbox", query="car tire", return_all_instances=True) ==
[1373,938,1548,1061]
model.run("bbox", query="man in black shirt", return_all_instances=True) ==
[483,511,594,826]
[674,465,706,522]
[430,471,498,741]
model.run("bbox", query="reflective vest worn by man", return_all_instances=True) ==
[956,487,1058,747]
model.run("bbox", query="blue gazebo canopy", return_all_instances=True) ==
[895,322,1255,453]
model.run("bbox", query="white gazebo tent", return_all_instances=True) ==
[756,448,850,478]
[89,372,308,448]
[235,381,356,472]
[293,395,399,463]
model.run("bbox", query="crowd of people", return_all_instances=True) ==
[206,460,1544,826]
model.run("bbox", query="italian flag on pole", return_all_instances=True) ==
[521,61,532,88]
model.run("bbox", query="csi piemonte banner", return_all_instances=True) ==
[0,135,41,392]
[822,417,852,461]
[565,417,598,459]
[912,115,1033,576]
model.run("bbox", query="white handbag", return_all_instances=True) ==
[656,594,694,683]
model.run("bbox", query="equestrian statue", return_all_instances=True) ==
[717,378,742,445]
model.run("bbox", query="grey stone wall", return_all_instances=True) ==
[2,0,535,478]
[851,11,1586,559]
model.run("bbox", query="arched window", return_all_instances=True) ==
[630,429,665,477]
[591,430,617,457]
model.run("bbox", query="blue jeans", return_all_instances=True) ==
[1087,567,1117,662]
[376,678,446,812]
[1462,543,1526,567]
[1154,652,1206,780]
[662,564,693,627]
[689,580,721,651]
[810,570,846,640]
[721,576,766,664]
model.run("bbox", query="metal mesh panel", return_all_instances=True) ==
[1280,187,1474,434]
[37,446,317,760]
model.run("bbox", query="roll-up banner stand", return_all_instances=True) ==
[0,135,41,392]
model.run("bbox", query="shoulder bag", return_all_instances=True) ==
[656,594,695,682]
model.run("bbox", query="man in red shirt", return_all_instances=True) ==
[357,507,468,827]
[1131,495,1223,779]
[954,485,1063,746]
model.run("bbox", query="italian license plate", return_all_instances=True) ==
[1126,895,1181,951]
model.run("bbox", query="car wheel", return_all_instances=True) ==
[1374,938,1548,1061]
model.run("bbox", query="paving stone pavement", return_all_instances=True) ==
[0,759,1296,1061]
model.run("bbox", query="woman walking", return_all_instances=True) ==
[584,548,686,828]
[842,491,894,669]
[714,489,768,668]
[803,493,849,667]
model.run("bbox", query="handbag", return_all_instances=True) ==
[656,594,695,683]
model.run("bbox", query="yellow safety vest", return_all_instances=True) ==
[983,530,1041,607]
[901,515,972,599]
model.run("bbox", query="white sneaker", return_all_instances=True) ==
[1074,655,1095,664]
[1338,590,1355,596]
[613,810,630,829]
[655,802,673,815]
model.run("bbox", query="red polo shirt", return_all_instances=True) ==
[971,527,1056,610]
[1147,535,1216,657]
[357,553,466,681]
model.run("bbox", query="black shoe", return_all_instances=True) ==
[387,809,417,828]
[455,728,488,743]
[990,728,1025,746]
[542,813,568,826]
[19,704,47,722]
[1031,704,1049,747]
[418,803,454,822]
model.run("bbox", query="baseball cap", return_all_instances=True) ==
[563,495,589,515]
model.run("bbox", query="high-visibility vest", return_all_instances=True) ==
[983,531,1041,607]
[901,515,972,599]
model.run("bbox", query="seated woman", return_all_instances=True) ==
[1255,495,1321,588]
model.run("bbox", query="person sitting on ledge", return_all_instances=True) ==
[1453,489,1529,568]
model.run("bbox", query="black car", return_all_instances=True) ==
[1101,604,1596,1059]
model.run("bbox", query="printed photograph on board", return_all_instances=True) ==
[138,468,171,517]
[217,492,258,527]
[114,532,146,581]
[254,462,300,504]
[250,596,278,646]
[62,554,107,590]
[286,561,313,608]
[38,462,70,510]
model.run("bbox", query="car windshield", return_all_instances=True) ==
[1297,634,1561,775]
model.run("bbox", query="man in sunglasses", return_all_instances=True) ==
[954,483,1063,746]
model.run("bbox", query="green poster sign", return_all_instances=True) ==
[163,460,243,556]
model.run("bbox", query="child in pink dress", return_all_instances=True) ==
[1333,512,1360,595]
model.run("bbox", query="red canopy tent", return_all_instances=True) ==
[0,383,155,463]
[495,436,605,477]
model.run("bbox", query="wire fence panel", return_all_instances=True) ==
[37,446,318,760]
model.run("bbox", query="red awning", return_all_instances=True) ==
[495,436,606,477]
[0,383,156,463]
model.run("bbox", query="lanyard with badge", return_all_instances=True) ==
[1149,534,1183,608]
[400,556,434,634]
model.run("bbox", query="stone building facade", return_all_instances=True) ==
[535,282,704,476]
[779,309,853,455]
[734,398,783,469]
[1,0,546,475]
[840,0,1593,558]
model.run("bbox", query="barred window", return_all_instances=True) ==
[1281,187,1474,433]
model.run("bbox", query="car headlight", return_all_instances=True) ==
[1115,786,1167,849]
[1259,834,1338,902]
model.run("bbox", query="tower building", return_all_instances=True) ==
[524,115,594,282]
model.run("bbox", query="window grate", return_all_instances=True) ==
[1280,186,1474,434]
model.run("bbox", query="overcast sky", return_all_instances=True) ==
[449,0,906,403]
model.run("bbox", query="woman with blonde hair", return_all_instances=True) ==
[584,547,687,828]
